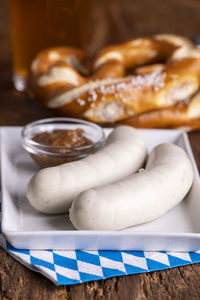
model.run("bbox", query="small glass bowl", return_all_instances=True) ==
[21,117,105,168]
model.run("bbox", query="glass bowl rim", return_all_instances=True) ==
[21,117,105,157]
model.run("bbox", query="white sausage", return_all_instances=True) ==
[70,143,194,230]
[27,126,147,214]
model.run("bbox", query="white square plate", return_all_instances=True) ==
[1,127,200,251]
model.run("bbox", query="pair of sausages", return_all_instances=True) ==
[27,126,193,230]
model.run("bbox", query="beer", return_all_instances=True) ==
[10,0,92,90]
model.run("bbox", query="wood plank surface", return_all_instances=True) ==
[1,0,200,299]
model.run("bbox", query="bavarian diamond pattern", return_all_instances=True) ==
[1,204,200,285]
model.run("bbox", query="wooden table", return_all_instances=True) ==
[1,0,200,299]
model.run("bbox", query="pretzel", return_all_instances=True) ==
[119,91,200,130]
[29,34,200,126]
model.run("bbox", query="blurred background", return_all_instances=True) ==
[1,0,200,66]
[1,0,200,125]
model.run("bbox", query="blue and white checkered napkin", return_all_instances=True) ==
[1,202,200,285]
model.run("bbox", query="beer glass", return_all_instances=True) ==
[10,0,93,91]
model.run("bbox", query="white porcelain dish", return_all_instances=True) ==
[1,127,200,251]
